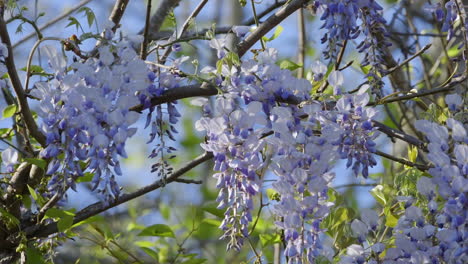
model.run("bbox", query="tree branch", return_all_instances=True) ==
[375,150,430,171]
[237,0,310,57]
[367,75,466,106]
[0,14,46,146]
[109,0,130,33]
[140,0,152,60]
[159,0,208,64]
[129,83,217,112]
[23,152,214,240]
[144,0,182,40]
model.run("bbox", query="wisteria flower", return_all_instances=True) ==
[2,147,18,173]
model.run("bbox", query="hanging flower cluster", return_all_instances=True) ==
[385,107,467,263]
[328,87,379,178]
[34,35,183,200]
[196,42,381,261]
[317,0,389,97]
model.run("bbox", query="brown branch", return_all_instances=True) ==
[367,75,466,106]
[0,14,46,146]
[140,0,152,60]
[375,150,430,171]
[237,0,310,57]
[384,44,432,76]
[174,178,203,184]
[144,0,182,40]
[23,152,213,240]
[109,0,130,33]
[129,83,217,112]
[372,121,426,150]
[297,8,305,78]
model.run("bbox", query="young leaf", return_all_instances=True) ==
[264,25,283,42]
[66,16,81,31]
[279,59,302,71]
[137,224,175,238]
[24,158,47,170]
[2,104,17,119]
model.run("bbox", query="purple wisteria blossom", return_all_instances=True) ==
[1,148,18,173]
[197,47,354,261]
[387,111,468,263]
[316,0,389,97]
[34,38,184,200]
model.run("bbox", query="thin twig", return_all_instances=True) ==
[333,183,379,189]
[237,0,311,58]
[384,44,432,76]
[140,0,152,60]
[144,0,182,40]
[174,178,202,184]
[24,37,62,93]
[12,0,94,48]
[159,0,208,64]
[24,152,214,240]
[388,31,446,37]
[251,0,266,50]
[375,150,430,171]
[367,75,466,106]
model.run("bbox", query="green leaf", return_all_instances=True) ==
[78,7,95,27]
[385,213,399,227]
[134,241,156,248]
[16,23,23,34]
[137,224,175,238]
[225,52,240,66]
[72,215,103,228]
[407,146,418,163]
[201,218,221,227]
[202,203,224,218]
[76,172,93,183]
[26,246,46,264]
[180,259,207,264]
[279,59,302,71]
[57,214,74,232]
[370,185,387,206]
[2,104,17,119]
[264,25,283,41]
[23,158,47,170]
[216,59,224,74]
[259,233,281,247]
[266,188,280,201]
[160,203,171,220]
[45,208,75,232]
[0,207,20,228]
[27,185,46,206]
[79,32,99,41]
[127,222,145,231]
[0,128,11,136]
[20,65,49,77]
[66,16,81,31]
[45,208,75,218]
[139,247,159,260]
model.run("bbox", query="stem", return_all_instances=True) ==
[24,37,62,93]
[140,0,152,60]
[251,0,266,50]
[297,8,305,78]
